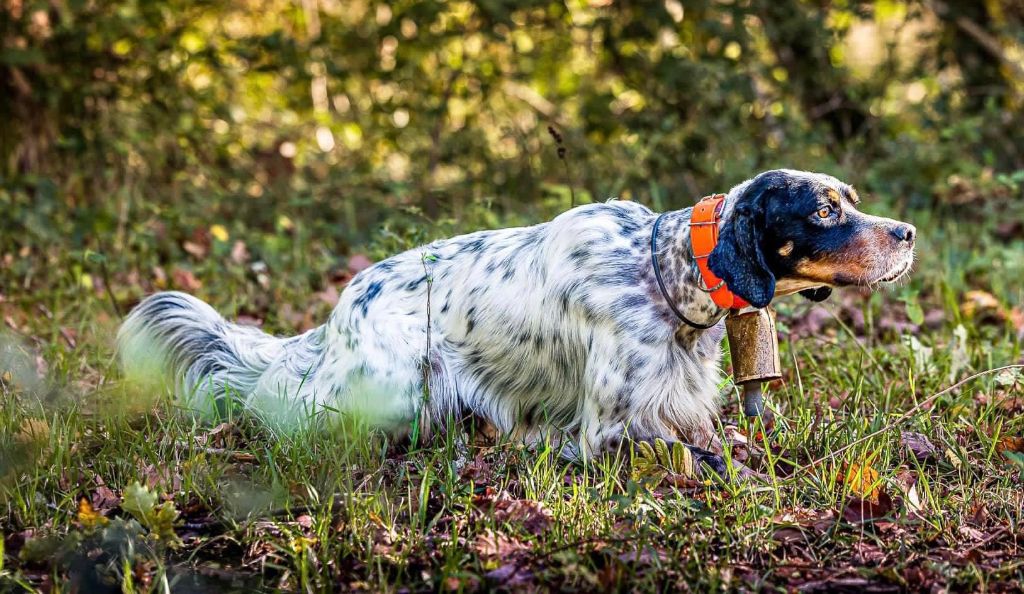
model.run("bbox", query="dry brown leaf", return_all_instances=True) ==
[92,485,119,512]
[492,498,553,535]
[472,529,530,560]
[895,470,924,514]
[171,268,202,291]
[230,240,250,264]
[348,254,374,274]
[842,491,894,524]
[961,290,1005,321]
[901,431,939,463]
[182,240,207,259]
[485,562,533,587]
[995,436,1024,458]
[461,452,492,483]
[772,526,807,545]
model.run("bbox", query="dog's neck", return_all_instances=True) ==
[650,207,727,333]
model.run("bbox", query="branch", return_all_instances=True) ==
[954,16,1024,82]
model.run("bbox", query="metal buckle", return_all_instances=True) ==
[692,261,725,293]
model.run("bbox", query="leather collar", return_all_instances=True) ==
[690,194,750,310]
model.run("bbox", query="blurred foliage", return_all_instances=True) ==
[1,0,1023,295]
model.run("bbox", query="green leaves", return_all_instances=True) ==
[121,482,182,547]
[631,438,696,483]
[900,289,925,326]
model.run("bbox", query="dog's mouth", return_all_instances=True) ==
[871,257,913,285]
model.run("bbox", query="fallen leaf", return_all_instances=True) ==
[59,327,77,349]
[995,220,1023,241]
[895,470,924,514]
[961,290,1005,322]
[1009,308,1024,340]
[461,451,492,483]
[772,526,806,545]
[492,498,553,535]
[844,461,881,503]
[230,240,250,264]
[900,431,938,463]
[171,268,202,291]
[968,499,989,526]
[996,436,1024,459]
[842,491,894,524]
[348,254,374,274]
[183,240,207,259]
[485,562,533,586]
[472,529,530,560]
[92,484,119,512]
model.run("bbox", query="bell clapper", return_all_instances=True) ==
[726,308,782,434]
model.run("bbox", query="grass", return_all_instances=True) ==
[1,192,1023,592]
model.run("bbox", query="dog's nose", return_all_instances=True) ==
[891,223,915,244]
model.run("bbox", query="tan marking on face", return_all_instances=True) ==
[775,278,828,295]
[781,210,915,291]
[794,258,870,284]
[847,188,860,204]
[778,241,794,257]
[790,230,879,285]
[826,189,841,207]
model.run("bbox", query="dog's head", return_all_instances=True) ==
[708,169,915,309]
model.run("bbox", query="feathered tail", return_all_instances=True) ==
[116,291,322,421]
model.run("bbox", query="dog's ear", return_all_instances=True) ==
[799,287,832,302]
[708,189,775,309]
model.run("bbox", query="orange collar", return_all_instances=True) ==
[690,194,750,310]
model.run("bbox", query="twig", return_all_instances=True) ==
[547,126,575,208]
[97,257,123,318]
[412,252,437,446]
[926,0,1024,82]
[801,364,1024,472]
[954,17,1024,82]
[173,442,257,462]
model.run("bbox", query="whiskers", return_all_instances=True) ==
[868,253,915,291]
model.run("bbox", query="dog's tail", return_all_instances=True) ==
[117,291,323,421]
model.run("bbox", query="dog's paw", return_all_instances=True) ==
[685,444,729,481]
[799,287,832,302]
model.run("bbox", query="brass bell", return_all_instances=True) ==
[725,308,781,424]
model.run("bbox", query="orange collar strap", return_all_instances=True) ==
[690,194,750,310]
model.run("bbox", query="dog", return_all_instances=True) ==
[118,169,915,466]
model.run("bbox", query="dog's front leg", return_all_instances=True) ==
[688,417,725,455]
[578,335,726,477]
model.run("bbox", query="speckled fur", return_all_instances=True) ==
[117,169,915,459]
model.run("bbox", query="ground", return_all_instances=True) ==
[1,191,1023,593]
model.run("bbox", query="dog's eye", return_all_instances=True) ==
[817,206,832,219]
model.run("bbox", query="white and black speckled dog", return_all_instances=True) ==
[118,169,915,466]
